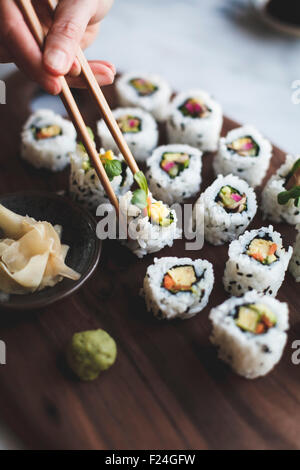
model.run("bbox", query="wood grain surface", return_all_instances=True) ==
[0,72,299,450]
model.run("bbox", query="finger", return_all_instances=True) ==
[0,0,60,95]
[90,0,114,24]
[69,59,116,78]
[43,0,95,76]
[66,62,115,89]
[80,23,100,50]
[69,58,81,77]
[31,0,53,29]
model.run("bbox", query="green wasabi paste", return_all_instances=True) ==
[66,329,117,381]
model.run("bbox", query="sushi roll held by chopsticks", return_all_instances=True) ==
[209,291,289,379]
[119,172,181,258]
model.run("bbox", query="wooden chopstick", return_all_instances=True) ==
[17,0,120,215]
[46,0,140,177]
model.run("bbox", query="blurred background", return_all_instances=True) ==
[0,0,300,449]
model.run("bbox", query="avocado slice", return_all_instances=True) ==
[227,136,259,157]
[247,238,277,265]
[248,303,277,326]
[168,165,179,178]
[163,152,189,164]
[236,306,259,333]
[220,186,234,207]
[168,265,197,287]
[35,125,61,140]
[117,115,141,134]
[235,303,277,334]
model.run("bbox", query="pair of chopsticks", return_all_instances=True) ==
[17,0,140,216]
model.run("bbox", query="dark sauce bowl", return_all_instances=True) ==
[252,0,300,37]
[0,191,101,310]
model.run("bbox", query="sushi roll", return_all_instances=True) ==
[143,257,214,320]
[166,89,223,152]
[209,291,289,379]
[146,144,202,205]
[223,226,293,297]
[116,72,172,122]
[119,173,181,258]
[69,145,133,212]
[21,109,76,171]
[97,107,159,162]
[193,174,257,246]
[213,125,272,187]
[289,224,300,281]
[261,154,300,225]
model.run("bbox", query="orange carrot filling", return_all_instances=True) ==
[268,243,277,256]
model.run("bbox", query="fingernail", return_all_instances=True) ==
[46,80,61,95]
[108,63,116,74]
[69,60,81,77]
[96,69,114,84]
[45,49,68,74]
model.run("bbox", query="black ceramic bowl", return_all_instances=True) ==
[0,191,101,310]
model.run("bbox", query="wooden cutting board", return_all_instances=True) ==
[0,72,299,450]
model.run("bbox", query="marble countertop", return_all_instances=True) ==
[0,0,300,449]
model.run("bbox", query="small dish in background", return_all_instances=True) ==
[0,191,101,310]
[251,0,300,37]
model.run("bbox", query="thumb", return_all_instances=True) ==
[43,0,94,76]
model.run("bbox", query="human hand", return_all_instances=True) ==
[0,0,115,94]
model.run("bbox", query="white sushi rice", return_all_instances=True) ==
[261,154,300,225]
[223,226,293,297]
[21,109,76,171]
[213,125,272,187]
[146,144,202,205]
[119,191,181,258]
[116,72,172,122]
[289,224,300,281]
[209,291,289,379]
[97,107,159,162]
[166,89,223,152]
[69,145,133,212]
[193,174,257,246]
[142,257,214,320]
